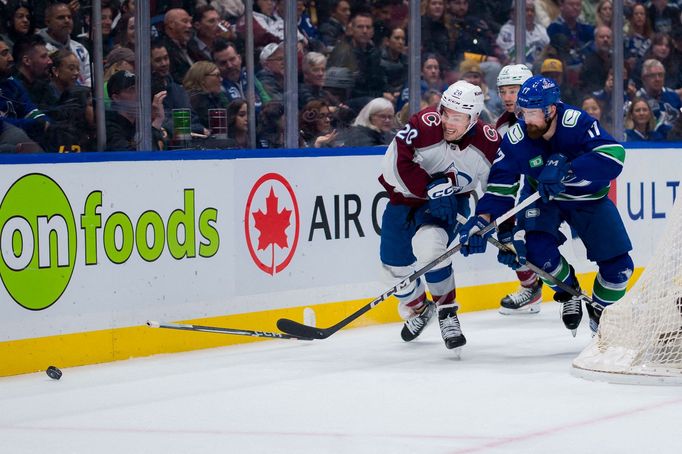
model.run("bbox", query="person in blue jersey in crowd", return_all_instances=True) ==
[458,76,634,336]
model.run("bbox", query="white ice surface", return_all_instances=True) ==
[2,302,681,454]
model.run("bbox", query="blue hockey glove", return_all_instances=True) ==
[537,153,570,203]
[426,176,457,225]
[496,228,527,270]
[458,215,493,256]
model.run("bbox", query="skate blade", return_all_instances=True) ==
[570,328,577,338]
[498,303,541,316]
[450,346,463,360]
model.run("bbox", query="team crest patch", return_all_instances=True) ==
[529,156,543,167]
[483,124,498,141]
[525,208,540,218]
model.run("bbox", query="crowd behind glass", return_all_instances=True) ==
[1,0,682,152]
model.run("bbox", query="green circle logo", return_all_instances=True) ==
[0,174,76,310]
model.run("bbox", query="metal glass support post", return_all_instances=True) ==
[284,0,299,148]
[408,0,421,116]
[135,2,152,151]
[612,0,625,139]
[245,0,257,149]
[92,0,106,150]
[514,0,527,64]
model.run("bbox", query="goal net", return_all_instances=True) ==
[572,196,682,385]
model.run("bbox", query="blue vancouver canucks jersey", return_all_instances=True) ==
[476,103,626,218]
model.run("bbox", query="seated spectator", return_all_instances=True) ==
[195,0,245,21]
[151,40,207,137]
[183,61,229,132]
[161,8,194,84]
[648,0,679,35]
[338,97,395,147]
[37,2,92,86]
[669,28,682,89]
[592,66,637,127]
[496,0,550,66]
[114,14,135,50]
[237,0,304,48]
[327,11,388,108]
[546,0,594,69]
[579,25,613,94]
[102,46,135,106]
[256,42,285,102]
[318,0,351,51]
[633,32,678,89]
[13,36,52,107]
[257,101,284,148]
[595,0,613,28]
[624,97,670,141]
[0,120,42,152]
[299,99,338,148]
[581,94,611,133]
[397,54,446,111]
[635,58,682,126]
[624,3,653,73]
[380,26,408,97]
[80,4,116,58]
[213,39,251,104]
[423,89,442,108]
[226,99,248,148]
[540,57,580,106]
[188,5,226,62]
[447,0,496,63]
[458,59,501,122]
[291,0,324,52]
[299,52,335,108]
[322,66,354,109]
[1,0,34,49]
[106,70,167,151]
[468,0,512,35]
[422,0,452,65]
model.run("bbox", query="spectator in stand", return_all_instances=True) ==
[669,28,682,89]
[213,39,248,103]
[151,40,207,138]
[580,25,613,95]
[380,26,408,97]
[423,89,442,108]
[257,101,284,148]
[327,11,388,109]
[634,33,679,89]
[625,97,670,141]
[421,0,452,65]
[102,47,135,106]
[183,61,229,132]
[469,0,512,35]
[648,0,680,35]
[188,5,225,62]
[458,59,502,122]
[114,14,135,50]
[339,97,395,147]
[593,66,638,127]
[13,36,52,107]
[106,70,167,151]
[256,42,284,102]
[547,0,594,70]
[540,57,580,105]
[299,52,335,108]
[322,66,354,111]
[447,0,496,63]
[79,4,116,58]
[581,94,611,133]
[595,0,613,27]
[318,0,351,51]
[370,0,394,48]
[1,0,34,50]
[195,0,245,21]
[161,8,194,85]
[296,0,324,52]
[496,0,550,66]
[226,99,248,148]
[36,2,91,86]
[625,3,653,74]
[238,0,304,48]
[397,54,446,111]
[636,58,682,127]
[666,105,682,140]
[299,99,338,147]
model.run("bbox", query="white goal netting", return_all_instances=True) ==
[572,196,682,385]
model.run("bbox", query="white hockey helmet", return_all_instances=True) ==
[438,80,484,135]
[496,64,533,88]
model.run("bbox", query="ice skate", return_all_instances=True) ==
[400,300,436,342]
[554,286,583,337]
[499,279,543,315]
[585,303,603,337]
[438,305,466,353]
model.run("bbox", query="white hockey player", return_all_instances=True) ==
[378,81,500,351]
[494,63,544,315]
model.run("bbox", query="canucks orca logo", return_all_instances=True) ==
[452,171,473,192]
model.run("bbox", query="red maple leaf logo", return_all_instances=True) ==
[252,187,292,272]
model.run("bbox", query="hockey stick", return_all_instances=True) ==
[146,320,312,340]
[454,213,604,311]
[276,192,543,340]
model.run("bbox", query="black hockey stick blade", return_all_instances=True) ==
[147,320,312,340]
[276,318,329,339]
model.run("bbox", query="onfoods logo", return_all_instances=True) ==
[0,173,220,311]
[244,173,299,275]
[0,174,76,310]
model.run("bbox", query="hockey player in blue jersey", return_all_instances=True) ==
[458,75,634,335]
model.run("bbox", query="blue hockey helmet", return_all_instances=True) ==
[516,76,561,116]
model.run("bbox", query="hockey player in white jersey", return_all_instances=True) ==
[494,64,544,315]
[378,81,500,351]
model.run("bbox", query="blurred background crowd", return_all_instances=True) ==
[1,0,682,152]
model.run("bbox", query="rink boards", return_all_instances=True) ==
[0,145,677,376]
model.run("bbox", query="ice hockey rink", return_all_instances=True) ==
[1,302,681,454]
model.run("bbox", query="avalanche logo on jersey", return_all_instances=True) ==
[483,124,499,142]
[452,171,473,192]
[421,111,441,126]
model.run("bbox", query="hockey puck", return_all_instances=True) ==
[46,366,62,380]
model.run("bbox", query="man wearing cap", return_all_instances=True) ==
[106,70,168,151]
[256,42,284,102]
[459,59,501,122]
[540,58,579,105]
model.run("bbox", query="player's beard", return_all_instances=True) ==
[526,122,550,139]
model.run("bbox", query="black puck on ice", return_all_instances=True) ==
[46,366,62,380]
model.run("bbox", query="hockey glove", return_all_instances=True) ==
[456,193,471,220]
[537,153,570,203]
[458,215,493,256]
[496,228,527,270]
[426,176,457,225]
